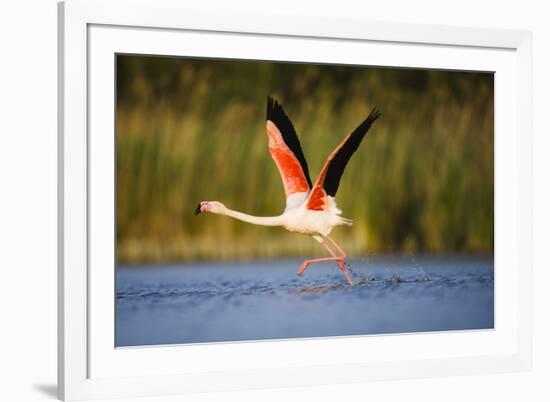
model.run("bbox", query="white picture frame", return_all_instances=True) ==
[58,0,533,400]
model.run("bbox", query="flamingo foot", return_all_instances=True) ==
[337,260,354,286]
[297,235,354,286]
[297,258,353,286]
[297,261,309,276]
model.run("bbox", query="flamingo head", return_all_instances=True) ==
[194,201,226,216]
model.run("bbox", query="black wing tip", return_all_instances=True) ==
[267,96,273,119]
[322,106,381,197]
[367,107,381,123]
[266,96,294,133]
[266,95,283,122]
[355,107,381,135]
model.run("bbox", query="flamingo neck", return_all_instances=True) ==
[222,208,285,227]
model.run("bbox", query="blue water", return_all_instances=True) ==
[116,255,493,347]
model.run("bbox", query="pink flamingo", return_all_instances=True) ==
[196,97,380,286]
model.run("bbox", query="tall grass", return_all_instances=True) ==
[116,56,493,263]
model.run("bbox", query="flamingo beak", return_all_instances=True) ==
[194,203,202,216]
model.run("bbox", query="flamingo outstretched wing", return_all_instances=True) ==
[307,108,381,211]
[266,97,312,208]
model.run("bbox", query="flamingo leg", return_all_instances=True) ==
[297,237,353,286]
[326,236,353,286]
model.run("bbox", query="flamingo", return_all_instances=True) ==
[195,97,380,286]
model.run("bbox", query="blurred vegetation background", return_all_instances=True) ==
[116,55,493,263]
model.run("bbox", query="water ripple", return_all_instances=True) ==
[117,271,493,301]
